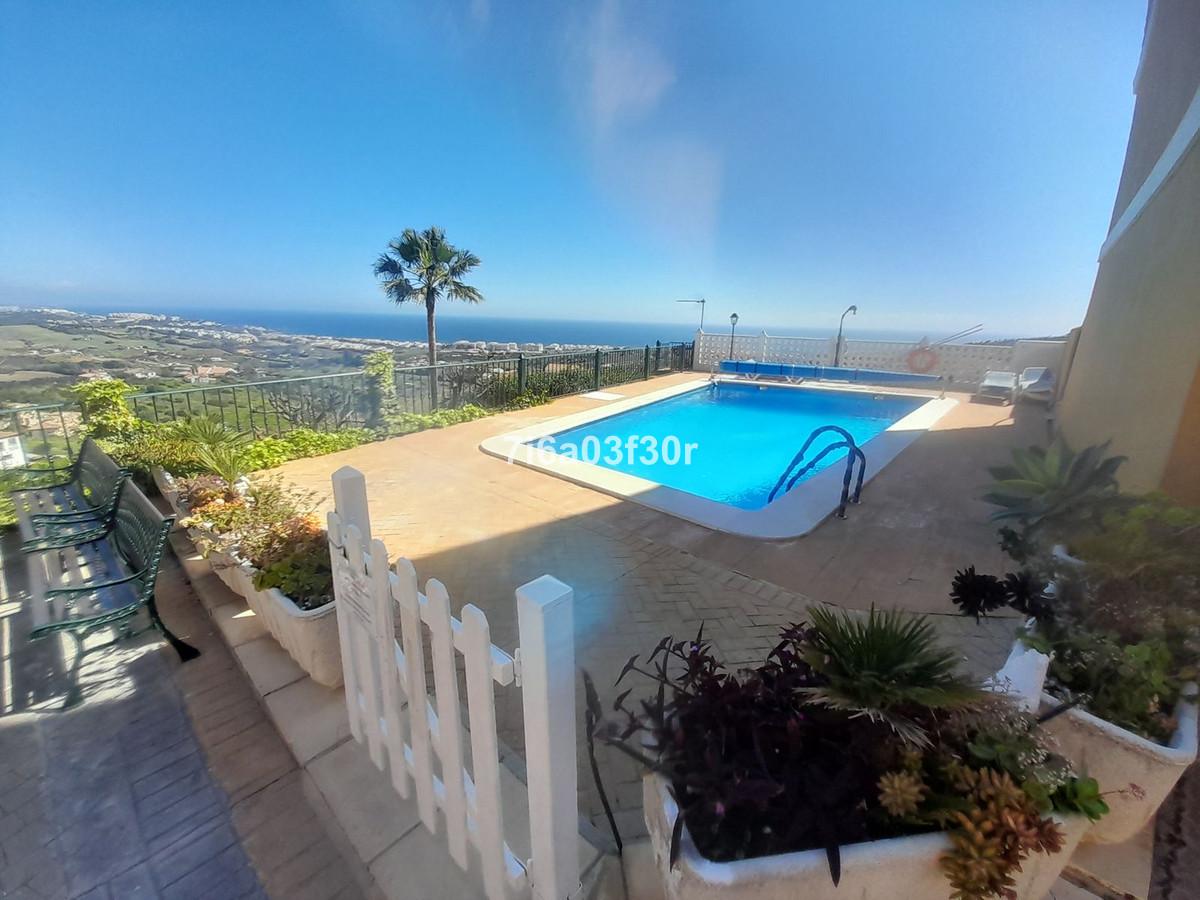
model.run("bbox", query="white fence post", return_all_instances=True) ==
[517,576,580,900]
[331,466,371,743]
[330,468,583,900]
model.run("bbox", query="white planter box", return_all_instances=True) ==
[643,775,1087,900]
[1040,688,1198,844]
[240,566,343,689]
[152,466,185,517]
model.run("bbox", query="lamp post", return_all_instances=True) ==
[833,304,857,367]
[728,313,739,359]
[676,297,706,331]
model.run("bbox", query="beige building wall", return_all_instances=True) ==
[1057,0,1200,501]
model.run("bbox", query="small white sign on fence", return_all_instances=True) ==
[328,466,581,900]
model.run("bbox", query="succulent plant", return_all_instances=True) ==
[878,770,927,817]
[950,567,1009,621]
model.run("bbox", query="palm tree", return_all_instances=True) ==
[373,227,483,367]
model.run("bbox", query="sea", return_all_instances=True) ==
[37,302,1022,347]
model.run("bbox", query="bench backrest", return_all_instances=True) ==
[112,482,175,604]
[75,438,128,510]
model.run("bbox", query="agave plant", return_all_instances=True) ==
[983,440,1126,547]
[803,606,986,746]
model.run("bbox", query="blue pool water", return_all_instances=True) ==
[533,384,925,510]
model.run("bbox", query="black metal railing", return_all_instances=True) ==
[0,341,696,449]
[768,424,867,518]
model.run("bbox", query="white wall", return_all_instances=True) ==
[692,330,1062,387]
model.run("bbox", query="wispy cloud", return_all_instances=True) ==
[568,0,722,250]
[468,0,490,28]
[581,0,675,135]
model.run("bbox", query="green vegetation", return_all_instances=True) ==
[373,226,483,367]
[72,379,141,438]
[181,479,333,611]
[983,440,1126,561]
[587,615,1102,900]
[363,350,398,428]
[387,404,492,435]
[956,444,1200,742]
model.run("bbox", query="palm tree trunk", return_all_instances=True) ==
[426,298,438,409]
[425,299,438,366]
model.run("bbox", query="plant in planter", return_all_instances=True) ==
[180,479,342,685]
[982,440,1126,564]
[587,609,1104,900]
[952,494,1200,843]
[248,516,333,611]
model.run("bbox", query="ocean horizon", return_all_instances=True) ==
[31,302,1036,347]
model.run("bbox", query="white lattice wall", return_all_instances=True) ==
[692,330,1055,385]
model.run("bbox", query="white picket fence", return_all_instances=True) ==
[328,467,581,900]
[692,329,1064,385]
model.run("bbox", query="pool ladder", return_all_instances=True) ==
[768,425,867,518]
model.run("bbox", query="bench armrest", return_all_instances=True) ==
[44,569,147,599]
[30,508,105,523]
[21,524,111,553]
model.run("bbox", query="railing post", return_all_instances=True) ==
[654,340,661,372]
[518,353,527,396]
[331,466,372,743]
[428,366,439,412]
[593,349,601,391]
[517,576,580,900]
[643,345,651,380]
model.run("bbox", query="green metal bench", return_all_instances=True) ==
[25,478,200,705]
[9,437,130,553]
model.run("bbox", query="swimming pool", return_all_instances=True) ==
[481,379,956,538]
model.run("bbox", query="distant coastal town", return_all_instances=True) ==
[0,306,630,408]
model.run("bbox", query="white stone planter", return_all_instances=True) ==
[152,466,185,517]
[241,569,343,689]
[1040,687,1198,844]
[643,775,1087,900]
[998,632,1200,846]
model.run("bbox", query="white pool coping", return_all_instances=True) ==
[479,377,957,539]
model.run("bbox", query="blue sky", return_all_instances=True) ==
[0,1,1145,336]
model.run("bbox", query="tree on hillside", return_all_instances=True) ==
[372,227,483,367]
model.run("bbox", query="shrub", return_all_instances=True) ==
[98,422,206,483]
[71,379,142,438]
[240,427,373,469]
[364,350,398,428]
[386,404,491,435]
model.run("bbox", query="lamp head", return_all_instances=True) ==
[848,305,858,315]
[730,313,739,326]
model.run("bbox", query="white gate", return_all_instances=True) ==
[328,467,580,900]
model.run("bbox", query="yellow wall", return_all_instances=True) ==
[1058,143,1200,492]
[1111,0,1200,225]
[1161,363,1200,504]
[1057,0,1200,498]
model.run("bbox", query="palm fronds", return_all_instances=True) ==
[802,606,986,745]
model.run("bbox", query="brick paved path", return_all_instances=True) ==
[0,532,367,900]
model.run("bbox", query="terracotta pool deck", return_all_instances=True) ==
[275,373,1044,836]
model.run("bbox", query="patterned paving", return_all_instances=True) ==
[0,531,366,900]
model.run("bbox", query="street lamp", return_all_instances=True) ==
[729,312,739,359]
[833,304,857,367]
[676,297,706,331]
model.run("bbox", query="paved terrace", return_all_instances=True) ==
[0,532,369,900]
[276,373,1040,837]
